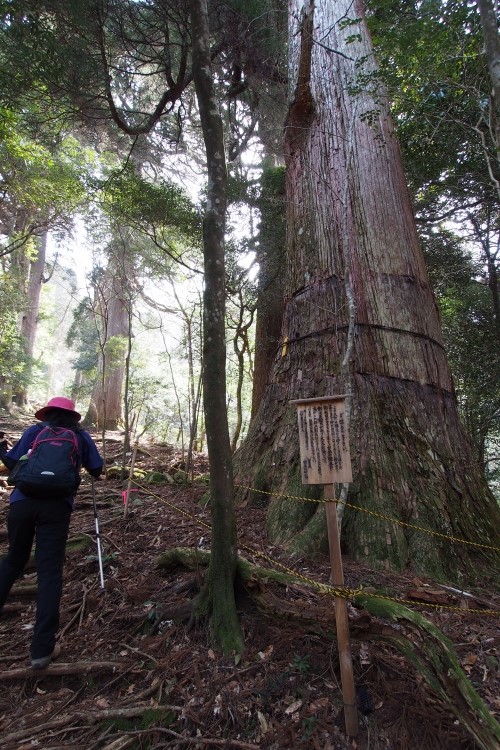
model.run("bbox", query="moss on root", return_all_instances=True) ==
[356,593,500,750]
[156,545,500,749]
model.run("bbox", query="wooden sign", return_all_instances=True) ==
[291,395,352,485]
[291,395,358,736]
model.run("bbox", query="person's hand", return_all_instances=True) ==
[0,433,12,451]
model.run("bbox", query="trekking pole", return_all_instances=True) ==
[91,477,105,590]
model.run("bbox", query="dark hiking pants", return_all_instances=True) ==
[0,498,71,659]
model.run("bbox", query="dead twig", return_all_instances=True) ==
[120,641,159,666]
[59,590,88,638]
[122,727,260,749]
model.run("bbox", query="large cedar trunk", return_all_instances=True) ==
[83,252,131,431]
[15,232,47,407]
[235,0,500,578]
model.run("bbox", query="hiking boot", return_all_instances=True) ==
[31,642,61,670]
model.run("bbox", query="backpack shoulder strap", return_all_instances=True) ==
[29,423,51,451]
[31,425,79,452]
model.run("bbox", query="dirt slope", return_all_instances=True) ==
[0,417,498,750]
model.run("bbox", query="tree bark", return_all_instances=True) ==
[14,232,47,407]
[191,0,243,655]
[83,245,131,431]
[251,166,286,419]
[477,0,500,165]
[234,0,500,577]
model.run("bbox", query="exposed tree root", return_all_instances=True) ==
[356,593,500,750]
[157,546,500,750]
[0,706,180,747]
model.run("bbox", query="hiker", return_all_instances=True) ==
[0,396,103,669]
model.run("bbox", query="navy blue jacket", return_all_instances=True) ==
[1,423,103,508]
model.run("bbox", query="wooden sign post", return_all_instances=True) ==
[291,395,358,737]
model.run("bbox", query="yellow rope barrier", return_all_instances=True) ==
[235,484,500,553]
[132,482,500,617]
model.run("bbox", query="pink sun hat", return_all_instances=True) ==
[34,396,82,422]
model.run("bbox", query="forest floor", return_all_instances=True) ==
[0,415,499,750]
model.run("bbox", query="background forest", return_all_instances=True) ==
[0,0,500,500]
[0,1,499,494]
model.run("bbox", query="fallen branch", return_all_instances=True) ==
[0,705,182,746]
[9,583,37,596]
[59,591,87,638]
[0,660,129,681]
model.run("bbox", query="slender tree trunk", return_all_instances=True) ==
[70,369,83,402]
[475,1,500,336]
[235,0,500,578]
[123,296,133,453]
[0,378,12,410]
[230,293,253,452]
[191,0,243,655]
[477,0,500,163]
[171,285,202,475]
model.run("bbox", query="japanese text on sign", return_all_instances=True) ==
[292,396,353,485]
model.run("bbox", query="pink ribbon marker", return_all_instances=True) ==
[122,488,138,505]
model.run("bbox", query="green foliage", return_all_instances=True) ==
[0,270,29,388]
[100,167,202,244]
[422,230,500,491]
[0,1,105,124]
[146,471,172,483]
[365,0,496,208]
[0,107,89,241]
[256,165,286,255]
[104,335,128,370]
[441,282,500,470]
[85,550,119,566]
[292,653,311,675]
[301,715,319,740]
[66,297,100,377]
[126,365,180,443]
[421,227,479,296]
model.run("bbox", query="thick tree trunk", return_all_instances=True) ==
[83,251,130,431]
[9,233,47,408]
[235,0,500,577]
[15,232,47,407]
[87,295,128,431]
